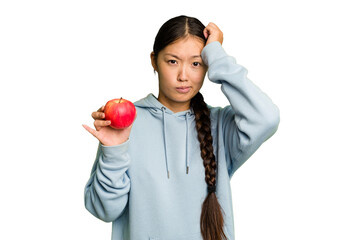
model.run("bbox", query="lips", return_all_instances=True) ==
[176,86,191,93]
[176,86,191,89]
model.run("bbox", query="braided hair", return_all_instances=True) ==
[152,15,227,240]
[191,92,227,240]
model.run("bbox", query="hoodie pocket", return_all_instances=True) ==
[149,231,202,240]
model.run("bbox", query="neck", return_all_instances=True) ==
[156,96,190,113]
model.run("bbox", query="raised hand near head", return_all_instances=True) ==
[203,22,223,46]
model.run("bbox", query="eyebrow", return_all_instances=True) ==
[164,54,201,59]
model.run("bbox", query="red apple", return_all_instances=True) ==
[104,97,136,129]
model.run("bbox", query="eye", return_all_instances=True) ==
[192,62,201,67]
[168,60,177,64]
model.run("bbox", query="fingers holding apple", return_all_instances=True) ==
[92,105,106,121]
[83,97,137,146]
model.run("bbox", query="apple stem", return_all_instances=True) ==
[119,97,122,103]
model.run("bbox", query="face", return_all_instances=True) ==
[151,36,207,113]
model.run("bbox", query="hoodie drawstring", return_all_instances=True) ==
[161,107,170,179]
[185,112,190,174]
[161,107,191,179]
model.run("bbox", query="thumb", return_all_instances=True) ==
[82,124,99,139]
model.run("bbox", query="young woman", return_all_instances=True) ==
[83,15,280,240]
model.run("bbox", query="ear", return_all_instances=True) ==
[150,52,158,72]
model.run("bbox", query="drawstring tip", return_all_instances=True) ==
[167,171,170,179]
[186,166,189,174]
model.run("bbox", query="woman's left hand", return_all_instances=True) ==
[203,22,223,46]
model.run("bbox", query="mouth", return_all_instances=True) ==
[176,86,191,93]
[176,86,191,89]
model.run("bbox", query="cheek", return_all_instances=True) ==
[191,69,206,83]
[158,70,176,90]
[158,66,176,80]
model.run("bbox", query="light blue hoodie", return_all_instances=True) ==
[84,41,280,240]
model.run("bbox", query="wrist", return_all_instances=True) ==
[201,41,227,66]
[101,138,129,147]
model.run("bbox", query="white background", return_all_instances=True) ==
[1,0,359,239]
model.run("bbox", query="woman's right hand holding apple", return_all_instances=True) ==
[82,105,135,146]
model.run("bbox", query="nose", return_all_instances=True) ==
[177,65,188,82]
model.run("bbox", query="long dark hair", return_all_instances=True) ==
[152,15,227,240]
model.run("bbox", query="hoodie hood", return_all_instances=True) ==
[134,93,195,179]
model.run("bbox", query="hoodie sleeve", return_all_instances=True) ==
[84,140,131,222]
[201,41,280,179]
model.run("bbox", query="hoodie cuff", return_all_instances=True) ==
[100,139,130,161]
[201,41,227,66]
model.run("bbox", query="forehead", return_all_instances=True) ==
[161,37,205,57]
